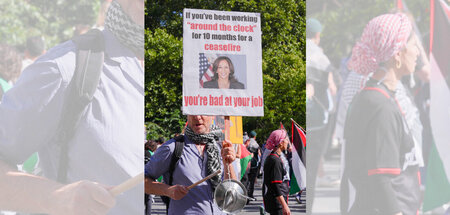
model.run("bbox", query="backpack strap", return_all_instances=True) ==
[56,29,105,183]
[168,135,185,185]
[161,135,185,213]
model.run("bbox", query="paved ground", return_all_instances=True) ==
[310,154,450,215]
[310,156,341,215]
[150,178,306,214]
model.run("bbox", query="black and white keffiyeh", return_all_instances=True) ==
[185,125,224,191]
[105,0,144,58]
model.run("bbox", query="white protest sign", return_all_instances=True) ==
[182,8,263,116]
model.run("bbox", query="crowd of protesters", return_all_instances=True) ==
[306,9,441,214]
[145,125,304,215]
[0,36,46,101]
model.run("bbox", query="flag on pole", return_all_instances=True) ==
[423,0,450,211]
[290,119,306,194]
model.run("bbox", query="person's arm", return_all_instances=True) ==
[222,140,237,180]
[365,106,404,215]
[144,177,188,200]
[306,83,314,100]
[328,71,337,96]
[0,160,115,215]
[276,195,291,215]
[369,174,402,215]
[144,139,191,199]
[0,55,116,215]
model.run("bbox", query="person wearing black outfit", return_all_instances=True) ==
[246,130,260,200]
[263,129,291,215]
[341,13,421,215]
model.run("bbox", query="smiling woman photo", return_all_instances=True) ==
[203,56,245,89]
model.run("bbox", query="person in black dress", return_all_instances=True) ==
[263,129,291,215]
[341,13,421,215]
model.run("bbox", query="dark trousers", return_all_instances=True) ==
[144,194,150,214]
[307,126,331,215]
[247,166,259,197]
[269,209,283,215]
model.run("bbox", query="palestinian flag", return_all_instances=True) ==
[290,119,306,194]
[240,143,252,180]
[423,0,450,211]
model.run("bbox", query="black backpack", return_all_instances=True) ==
[55,29,105,183]
[160,135,185,214]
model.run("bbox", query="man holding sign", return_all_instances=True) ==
[145,8,262,214]
[145,115,237,215]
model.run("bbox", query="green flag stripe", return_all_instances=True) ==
[423,144,450,211]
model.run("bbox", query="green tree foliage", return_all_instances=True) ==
[146,0,306,142]
[0,0,99,48]
[307,0,429,67]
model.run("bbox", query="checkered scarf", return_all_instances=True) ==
[105,0,144,58]
[348,13,412,76]
[185,125,224,191]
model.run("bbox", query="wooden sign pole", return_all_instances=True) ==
[224,116,230,140]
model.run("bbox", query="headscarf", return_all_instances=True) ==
[265,129,287,151]
[347,13,412,76]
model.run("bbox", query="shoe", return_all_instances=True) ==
[259,204,266,215]
[295,193,301,204]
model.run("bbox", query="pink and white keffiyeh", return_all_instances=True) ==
[347,13,412,76]
[265,129,287,151]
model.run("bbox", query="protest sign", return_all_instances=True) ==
[183,8,263,116]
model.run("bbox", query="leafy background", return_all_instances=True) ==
[307,0,430,68]
[146,0,306,143]
[0,0,99,50]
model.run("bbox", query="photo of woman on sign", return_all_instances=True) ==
[203,56,245,89]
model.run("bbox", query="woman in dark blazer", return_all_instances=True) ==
[203,56,245,89]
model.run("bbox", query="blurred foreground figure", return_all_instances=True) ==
[341,13,421,215]
[0,44,22,99]
[0,0,144,214]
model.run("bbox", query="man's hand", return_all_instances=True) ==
[221,140,236,164]
[47,180,116,215]
[167,184,189,200]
